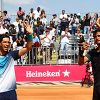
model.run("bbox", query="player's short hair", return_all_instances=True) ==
[93,28,100,38]
[0,33,10,42]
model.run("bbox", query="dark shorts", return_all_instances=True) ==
[0,90,17,100]
[93,86,100,100]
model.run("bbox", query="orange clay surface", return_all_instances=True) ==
[17,83,93,100]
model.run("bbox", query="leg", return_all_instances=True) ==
[93,86,100,100]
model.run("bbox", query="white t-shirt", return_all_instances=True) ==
[0,51,19,93]
[33,10,41,20]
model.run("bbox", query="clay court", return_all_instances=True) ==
[17,83,93,100]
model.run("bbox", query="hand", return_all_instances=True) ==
[24,22,33,34]
[82,42,89,50]
[96,17,100,28]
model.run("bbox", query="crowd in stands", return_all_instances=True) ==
[0,6,99,64]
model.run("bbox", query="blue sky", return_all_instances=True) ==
[1,0,100,16]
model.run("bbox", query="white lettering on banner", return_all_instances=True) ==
[26,70,61,77]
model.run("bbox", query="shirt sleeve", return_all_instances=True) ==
[10,50,20,60]
[85,50,92,61]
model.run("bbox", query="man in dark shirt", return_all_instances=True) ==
[78,27,100,100]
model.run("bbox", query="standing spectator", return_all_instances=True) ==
[33,7,41,20]
[40,9,46,19]
[59,10,68,34]
[17,7,25,21]
[9,24,16,42]
[52,14,60,29]
[31,32,40,64]
[40,15,48,29]
[3,10,11,25]
[83,13,91,34]
[16,36,25,64]
[40,10,47,28]
[29,8,34,25]
[17,20,24,37]
[76,29,85,56]
[41,28,52,64]
[13,18,20,37]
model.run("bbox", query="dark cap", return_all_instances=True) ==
[53,14,57,16]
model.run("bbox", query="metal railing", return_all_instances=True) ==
[16,44,81,65]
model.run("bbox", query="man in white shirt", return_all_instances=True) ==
[60,31,70,50]
[33,7,41,20]
[59,10,68,34]
[42,29,52,64]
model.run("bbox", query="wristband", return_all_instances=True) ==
[26,34,33,41]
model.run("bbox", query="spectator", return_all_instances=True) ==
[29,8,34,25]
[59,10,68,34]
[3,10,11,25]
[13,18,20,36]
[41,28,52,64]
[60,31,70,50]
[16,36,25,64]
[31,32,40,64]
[9,24,16,42]
[52,14,60,29]
[17,7,25,21]
[33,7,41,20]
[83,13,91,34]
[0,24,9,34]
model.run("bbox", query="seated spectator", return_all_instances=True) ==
[60,31,70,50]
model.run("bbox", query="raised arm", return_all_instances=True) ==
[18,22,33,57]
[96,17,100,28]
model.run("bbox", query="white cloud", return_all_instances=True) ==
[4,0,35,5]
